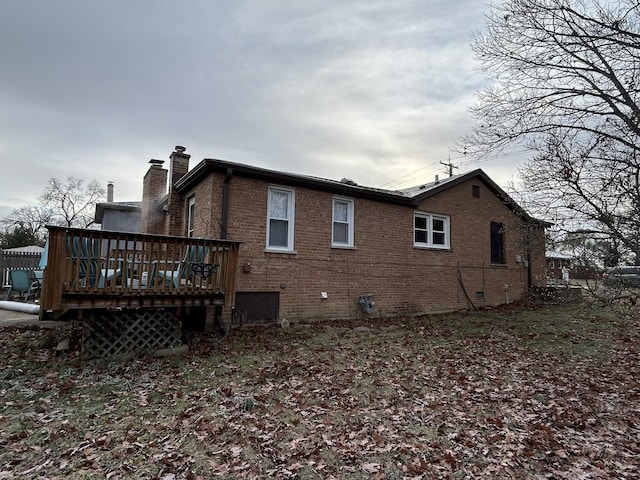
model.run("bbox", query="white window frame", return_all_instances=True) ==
[332,196,354,248]
[187,196,196,238]
[414,212,450,249]
[266,186,295,252]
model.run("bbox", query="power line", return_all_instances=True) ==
[440,156,459,177]
[376,147,535,191]
[379,153,467,189]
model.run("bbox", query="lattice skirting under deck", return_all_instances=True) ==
[82,308,183,359]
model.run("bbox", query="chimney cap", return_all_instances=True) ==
[174,145,187,153]
[149,159,165,167]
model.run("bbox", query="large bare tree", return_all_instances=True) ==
[40,177,105,229]
[464,0,640,265]
[1,177,105,247]
[0,205,53,244]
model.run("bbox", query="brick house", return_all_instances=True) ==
[137,146,548,323]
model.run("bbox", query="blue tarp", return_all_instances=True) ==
[39,239,48,269]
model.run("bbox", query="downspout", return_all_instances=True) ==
[216,168,234,334]
[220,168,232,239]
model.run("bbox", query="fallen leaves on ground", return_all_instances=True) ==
[0,303,638,478]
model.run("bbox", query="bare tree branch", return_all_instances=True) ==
[40,177,105,229]
[463,0,640,265]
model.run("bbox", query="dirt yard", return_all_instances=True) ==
[1,303,638,479]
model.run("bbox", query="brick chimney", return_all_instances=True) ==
[167,146,190,237]
[170,145,190,186]
[141,159,168,235]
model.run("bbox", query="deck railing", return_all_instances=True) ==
[40,226,240,317]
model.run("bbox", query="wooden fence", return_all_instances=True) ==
[0,251,42,286]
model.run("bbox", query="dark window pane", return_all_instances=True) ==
[490,222,505,264]
[432,218,444,232]
[269,219,288,247]
[433,232,445,245]
[415,216,427,230]
[333,223,348,243]
[415,230,428,244]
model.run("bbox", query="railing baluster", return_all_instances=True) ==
[40,226,239,315]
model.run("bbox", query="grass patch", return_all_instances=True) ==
[0,303,639,478]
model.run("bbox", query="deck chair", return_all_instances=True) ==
[67,236,102,287]
[99,259,122,288]
[4,270,40,302]
[28,270,44,300]
[152,245,209,288]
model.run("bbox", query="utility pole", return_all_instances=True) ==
[440,156,458,178]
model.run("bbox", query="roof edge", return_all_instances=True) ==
[176,158,416,206]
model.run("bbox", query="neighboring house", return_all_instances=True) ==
[94,182,142,256]
[94,182,142,233]
[546,251,601,281]
[94,202,141,233]
[546,251,572,280]
[128,146,548,323]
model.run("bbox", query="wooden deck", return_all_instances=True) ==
[40,226,240,320]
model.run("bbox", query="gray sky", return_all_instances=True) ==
[0,0,526,219]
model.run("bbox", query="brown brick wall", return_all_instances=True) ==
[182,173,547,322]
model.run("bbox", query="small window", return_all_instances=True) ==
[187,196,196,237]
[472,185,480,198]
[414,212,450,249]
[267,186,295,251]
[490,222,506,264]
[332,197,354,247]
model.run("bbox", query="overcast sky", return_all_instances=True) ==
[0,0,526,219]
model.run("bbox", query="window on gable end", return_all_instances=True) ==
[332,197,354,247]
[267,186,295,251]
[414,212,450,249]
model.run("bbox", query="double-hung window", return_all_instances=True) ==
[414,212,450,249]
[267,186,295,251]
[187,196,195,238]
[332,197,354,247]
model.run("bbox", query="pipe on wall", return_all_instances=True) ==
[221,168,232,239]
